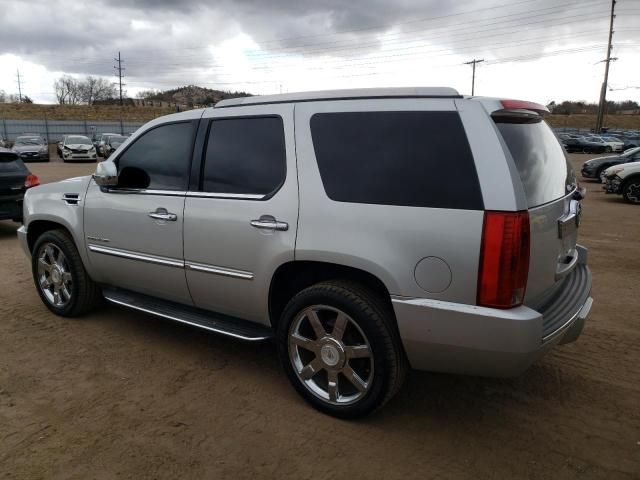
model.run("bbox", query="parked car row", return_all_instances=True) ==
[581,147,640,182]
[602,160,640,204]
[558,133,627,154]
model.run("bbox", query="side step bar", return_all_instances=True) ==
[103,288,273,342]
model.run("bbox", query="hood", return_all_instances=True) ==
[584,155,621,165]
[13,144,45,153]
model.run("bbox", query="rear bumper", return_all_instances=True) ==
[392,246,592,377]
[0,198,24,220]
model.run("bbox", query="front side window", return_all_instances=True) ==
[202,117,286,195]
[116,122,195,191]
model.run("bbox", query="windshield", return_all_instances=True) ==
[495,113,575,208]
[15,136,43,146]
[66,136,91,145]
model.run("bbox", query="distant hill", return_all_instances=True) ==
[137,85,252,107]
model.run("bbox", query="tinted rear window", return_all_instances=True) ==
[495,116,575,208]
[310,111,483,210]
[0,153,26,174]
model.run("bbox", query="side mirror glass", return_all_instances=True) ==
[93,160,118,186]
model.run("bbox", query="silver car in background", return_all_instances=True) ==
[18,88,592,418]
[61,135,97,162]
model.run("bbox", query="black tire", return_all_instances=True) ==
[277,280,407,418]
[31,229,102,317]
[622,178,640,204]
[605,146,612,153]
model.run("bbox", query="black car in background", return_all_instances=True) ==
[561,136,608,154]
[581,147,640,182]
[102,135,128,159]
[0,148,40,222]
[12,134,50,162]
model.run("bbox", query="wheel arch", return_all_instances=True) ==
[268,260,395,330]
[27,219,74,253]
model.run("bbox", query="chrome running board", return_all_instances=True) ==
[102,288,273,342]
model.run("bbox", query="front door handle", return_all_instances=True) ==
[250,215,288,231]
[149,208,177,222]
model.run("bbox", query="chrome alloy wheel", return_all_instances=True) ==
[288,305,373,406]
[37,243,72,308]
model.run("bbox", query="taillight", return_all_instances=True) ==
[477,211,530,309]
[25,174,40,188]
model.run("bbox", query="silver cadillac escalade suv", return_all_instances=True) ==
[18,88,592,418]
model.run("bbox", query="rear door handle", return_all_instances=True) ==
[149,208,177,222]
[250,215,288,231]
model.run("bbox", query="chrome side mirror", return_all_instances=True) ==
[92,160,118,186]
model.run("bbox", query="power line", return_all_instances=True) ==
[464,59,484,95]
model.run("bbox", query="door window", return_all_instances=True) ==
[116,121,195,191]
[202,117,286,196]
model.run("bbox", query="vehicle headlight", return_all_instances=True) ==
[609,167,624,176]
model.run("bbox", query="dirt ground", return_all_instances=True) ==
[0,154,638,480]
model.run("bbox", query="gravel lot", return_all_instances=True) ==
[1,154,639,479]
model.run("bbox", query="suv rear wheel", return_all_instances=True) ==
[277,280,406,418]
[32,229,102,317]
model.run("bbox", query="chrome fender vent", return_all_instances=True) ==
[62,193,81,206]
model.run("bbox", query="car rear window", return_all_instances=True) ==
[310,111,483,210]
[494,114,576,208]
[0,153,27,173]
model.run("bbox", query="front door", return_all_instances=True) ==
[84,120,198,305]
[183,105,298,324]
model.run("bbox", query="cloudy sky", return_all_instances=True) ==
[1,0,639,104]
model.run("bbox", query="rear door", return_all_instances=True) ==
[493,111,580,303]
[183,105,297,325]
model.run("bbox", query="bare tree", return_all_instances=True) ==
[80,76,116,105]
[54,75,82,105]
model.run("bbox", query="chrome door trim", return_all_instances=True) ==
[105,188,187,197]
[88,244,184,268]
[186,191,266,200]
[185,261,254,280]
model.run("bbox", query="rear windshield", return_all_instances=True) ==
[0,153,27,173]
[494,114,575,208]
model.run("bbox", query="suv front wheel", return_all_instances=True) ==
[32,229,102,317]
[622,178,640,204]
[277,280,406,418]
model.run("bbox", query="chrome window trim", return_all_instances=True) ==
[185,261,254,280]
[186,191,266,200]
[88,244,184,268]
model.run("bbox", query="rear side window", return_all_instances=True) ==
[202,117,286,195]
[310,111,483,210]
[117,121,195,191]
[494,115,576,208]
[0,153,26,173]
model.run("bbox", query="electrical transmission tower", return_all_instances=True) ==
[114,52,126,106]
[464,59,484,96]
[595,0,616,133]
[16,69,23,102]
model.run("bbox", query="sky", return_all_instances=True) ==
[0,0,639,105]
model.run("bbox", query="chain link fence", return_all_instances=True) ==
[1,119,145,143]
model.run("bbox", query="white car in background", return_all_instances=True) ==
[61,135,97,162]
[584,136,624,153]
[602,161,640,204]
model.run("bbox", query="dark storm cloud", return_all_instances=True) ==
[0,0,622,89]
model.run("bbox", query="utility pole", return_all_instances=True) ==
[114,51,125,106]
[464,59,484,96]
[595,0,616,133]
[16,69,23,102]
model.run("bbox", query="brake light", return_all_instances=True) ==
[500,99,549,114]
[477,211,530,309]
[25,174,40,188]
